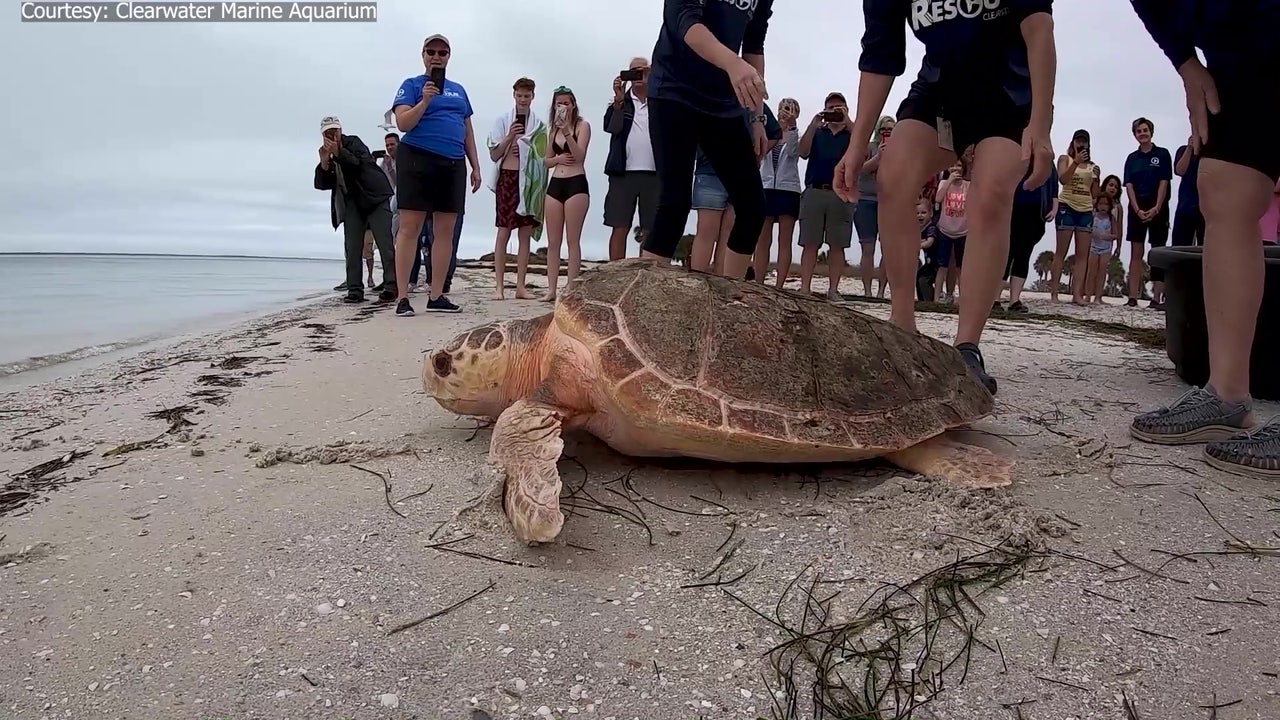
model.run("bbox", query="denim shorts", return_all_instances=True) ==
[1056,205,1093,232]
[854,198,879,244]
[692,173,729,211]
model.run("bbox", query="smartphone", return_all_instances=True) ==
[820,110,844,123]
[428,67,445,88]
[515,113,527,128]
[371,149,387,159]
[556,106,567,121]
[619,69,644,82]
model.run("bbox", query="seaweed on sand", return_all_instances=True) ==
[740,535,1039,720]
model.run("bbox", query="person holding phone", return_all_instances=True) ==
[832,0,1057,396]
[1050,128,1101,304]
[486,77,549,300]
[638,0,775,280]
[795,93,856,299]
[389,33,483,317]
[756,97,802,288]
[542,87,592,302]
[602,57,659,261]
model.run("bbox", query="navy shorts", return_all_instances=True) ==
[1201,54,1280,183]
[897,79,1030,158]
[764,189,800,219]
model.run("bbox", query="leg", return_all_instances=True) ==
[1148,210,1170,305]
[515,225,533,299]
[874,118,955,330]
[1125,206,1147,303]
[854,198,879,295]
[775,215,796,289]
[752,218,775,283]
[426,161,466,305]
[602,175,634,261]
[543,196,566,300]
[608,226,630,261]
[796,190,826,293]
[489,399,569,543]
[367,201,397,299]
[1070,229,1090,304]
[713,206,735,276]
[885,435,1013,489]
[859,241,876,296]
[341,206,368,299]
[826,203,852,298]
[493,227,513,299]
[446,213,462,293]
[1049,225,1072,301]
[565,190,589,284]
[691,208,720,273]
[641,98,700,259]
[953,136,1026,394]
[429,212,458,302]
[699,116,767,280]
[395,208,426,304]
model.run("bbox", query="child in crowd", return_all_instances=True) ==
[933,159,970,303]
[1083,195,1117,304]
[916,197,939,302]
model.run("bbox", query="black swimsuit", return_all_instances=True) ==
[547,125,589,203]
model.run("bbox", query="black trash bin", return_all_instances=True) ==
[1149,244,1280,401]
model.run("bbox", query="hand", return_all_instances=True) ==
[833,146,866,203]
[322,137,338,157]
[751,121,767,162]
[726,57,765,109]
[560,152,575,165]
[421,82,440,107]
[1178,57,1220,153]
[1020,124,1054,190]
[612,76,625,105]
[508,122,524,139]
[1079,147,1091,164]
[318,146,329,163]
[470,166,481,193]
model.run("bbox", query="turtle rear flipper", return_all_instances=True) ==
[490,399,569,543]
[886,435,1013,490]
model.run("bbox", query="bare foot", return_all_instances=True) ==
[540,293,556,303]
[515,290,532,300]
[493,290,506,300]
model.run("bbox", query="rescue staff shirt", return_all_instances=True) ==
[648,0,775,118]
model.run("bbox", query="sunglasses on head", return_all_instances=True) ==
[424,48,449,57]
[554,86,573,94]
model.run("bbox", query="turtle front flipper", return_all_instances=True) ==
[490,399,570,543]
[885,436,1014,489]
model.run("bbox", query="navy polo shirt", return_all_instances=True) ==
[860,0,1053,106]
[1174,145,1200,210]
[804,127,852,187]
[1123,145,1173,201]
[649,0,775,118]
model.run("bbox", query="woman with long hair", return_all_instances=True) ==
[755,97,802,288]
[1093,174,1126,300]
[1050,129,1101,304]
[542,87,591,301]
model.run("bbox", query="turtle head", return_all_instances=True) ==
[423,321,519,419]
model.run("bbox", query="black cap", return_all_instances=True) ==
[1072,128,1090,141]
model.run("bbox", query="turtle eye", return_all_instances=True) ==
[432,352,453,377]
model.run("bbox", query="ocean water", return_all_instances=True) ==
[0,254,342,378]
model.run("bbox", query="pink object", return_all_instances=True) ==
[1262,179,1280,244]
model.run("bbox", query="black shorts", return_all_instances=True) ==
[1126,201,1170,245]
[1171,205,1205,247]
[396,143,466,214]
[547,174,590,203]
[1201,56,1280,183]
[764,189,801,219]
[897,79,1030,157]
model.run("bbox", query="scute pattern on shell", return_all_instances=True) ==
[555,260,992,452]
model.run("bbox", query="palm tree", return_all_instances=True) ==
[1063,254,1075,279]
[1033,250,1054,281]
[1105,254,1126,297]
[674,234,694,267]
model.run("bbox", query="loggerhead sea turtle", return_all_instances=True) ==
[424,259,1012,543]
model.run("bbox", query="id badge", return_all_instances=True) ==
[936,118,955,153]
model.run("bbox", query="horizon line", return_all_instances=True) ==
[0,251,341,262]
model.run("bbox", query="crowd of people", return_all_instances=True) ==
[314,1,1280,476]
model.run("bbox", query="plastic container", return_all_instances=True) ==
[1148,244,1280,400]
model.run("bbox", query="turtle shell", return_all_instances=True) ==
[554,260,992,458]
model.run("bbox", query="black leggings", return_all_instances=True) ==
[1004,201,1046,281]
[641,97,765,259]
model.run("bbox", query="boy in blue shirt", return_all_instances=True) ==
[832,0,1058,397]
[1127,0,1280,478]
[387,34,483,317]
[1121,116,1173,308]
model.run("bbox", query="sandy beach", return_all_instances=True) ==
[2,266,1277,720]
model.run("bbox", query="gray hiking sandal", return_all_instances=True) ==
[1203,418,1280,479]
[1129,386,1253,445]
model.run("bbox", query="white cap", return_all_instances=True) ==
[320,116,342,132]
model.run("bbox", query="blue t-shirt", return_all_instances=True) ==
[648,0,775,118]
[1123,145,1173,201]
[920,221,940,265]
[860,0,1053,106]
[804,127,852,187]
[1174,144,1200,210]
[391,75,474,160]
[694,103,780,176]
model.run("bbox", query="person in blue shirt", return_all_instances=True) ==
[639,0,775,280]
[1001,161,1059,313]
[831,0,1057,397]
[388,34,483,317]
[796,93,857,300]
[1171,142,1203,248]
[1127,0,1280,478]
[1120,117,1173,309]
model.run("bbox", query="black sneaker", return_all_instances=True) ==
[342,292,364,304]
[955,342,997,396]
[395,298,415,317]
[371,282,386,294]
[376,287,397,304]
[426,295,461,313]
[1126,298,1138,307]
[1008,300,1027,313]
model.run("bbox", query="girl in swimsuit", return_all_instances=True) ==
[542,87,592,301]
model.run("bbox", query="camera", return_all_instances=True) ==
[619,69,644,82]
[820,109,844,123]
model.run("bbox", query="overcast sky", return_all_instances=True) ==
[1,1,1193,263]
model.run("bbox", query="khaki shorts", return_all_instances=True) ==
[362,230,374,261]
[798,187,854,249]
